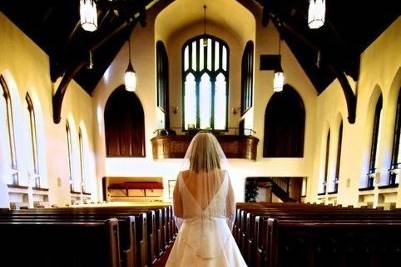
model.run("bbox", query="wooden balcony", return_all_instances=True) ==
[151,134,259,160]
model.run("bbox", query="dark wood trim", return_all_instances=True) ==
[151,134,259,160]
[359,186,375,192]
[32,187,49,192]
[83,192,92,196]
[378,184,399,189]
[70,190,82,195]
[327,191,338,195]
[317,192,326,196]
[7,184,29,190]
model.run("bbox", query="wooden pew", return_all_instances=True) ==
[0,205,176,267]
[0,219,121,267]
[235,203,401,267]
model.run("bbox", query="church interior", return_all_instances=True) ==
[2,0,401,266]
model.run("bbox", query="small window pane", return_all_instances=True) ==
[184,74,197,129]
[191,41,197,71]
[184,46,189,71]
[222,46,227,71]
[199,39,204,70]
[199,73,212,129]
[214,42,220,70]
[207,38,212,70]
[214,73,227,130]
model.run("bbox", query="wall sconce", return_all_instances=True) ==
[231,107,240,115]
[172,106,179,114]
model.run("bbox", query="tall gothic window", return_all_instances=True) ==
[182,35,229,130]
[26,93,40,188]
[66,121,74,192]
[320,130,330,194]
[332,120,343,193]
[367,94,383,188]
[0,75,18,185]
[78,127,86,193]
[157,41,169,128]
[390,89,401,186]
[241,41,254,115]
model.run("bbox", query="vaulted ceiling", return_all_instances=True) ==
[1,0,401,97]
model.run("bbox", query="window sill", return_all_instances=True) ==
[83,192,92,196]
[7,184,28,190]
[70,190,82,195]
[359,186,375,192]
[327,191,338,195]
[378,183,399,189]
[317,192,326,196]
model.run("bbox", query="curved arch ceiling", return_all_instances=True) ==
[155,0,256,44]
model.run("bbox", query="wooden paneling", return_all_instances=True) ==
[104,85,145,157]
[151,134,259,160]
[263,84,305,157]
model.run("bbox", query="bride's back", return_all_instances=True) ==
[178,169,228,218]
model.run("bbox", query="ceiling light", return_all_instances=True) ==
[273,65,284,92]
[125,38,137,92]
[80,0,98,32]
[308,0,325,29]
[273,36,284,92]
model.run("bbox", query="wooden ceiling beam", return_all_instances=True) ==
[52,0,160,124]
[269,13,357,124]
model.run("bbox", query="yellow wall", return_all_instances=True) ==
[0,12,97,207]
[308,15,401,208]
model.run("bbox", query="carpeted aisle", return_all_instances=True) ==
[153,245,173,267]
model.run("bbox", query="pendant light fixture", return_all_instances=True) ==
[124,38,137,92]
[308,0,326,29]
[80,0,98,32]
[202,5,208,47]
[273,35,284,92]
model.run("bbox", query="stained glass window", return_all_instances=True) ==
[183,35,229,130]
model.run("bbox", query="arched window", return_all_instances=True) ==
[157,41,169,128]
[390,88,401,186]
[0,76,18,185]
[104,85,145,157]
[78,127,85,193]
[263,85,305,157]
[241,41,254,114]
[66,121,74,192]
[26,93,40,188]
[367,94,383,188]
[182,35,229,130]
[332,121,343,193]
[319,130,330,195]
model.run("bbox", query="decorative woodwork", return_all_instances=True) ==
[151,134,259,160]
[103,177,164,202]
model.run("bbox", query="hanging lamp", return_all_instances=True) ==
[202,5,208,47]
[124,38,137,92]
[308,0,326,29]
[273,36,284,92]
[80,0,98,32]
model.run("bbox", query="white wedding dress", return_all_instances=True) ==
[165,170,247,267]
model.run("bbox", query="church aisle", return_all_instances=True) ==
[153,245,173,267]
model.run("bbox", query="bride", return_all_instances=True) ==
[166,132,247,267]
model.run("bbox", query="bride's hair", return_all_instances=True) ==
[188,132,222,172]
